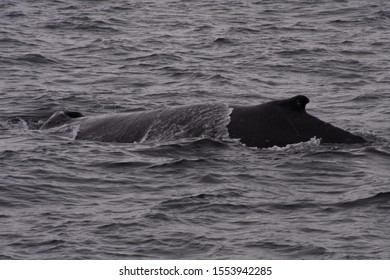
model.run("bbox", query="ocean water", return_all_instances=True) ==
[1,0,390,259]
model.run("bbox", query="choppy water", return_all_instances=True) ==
[1,0,390,259]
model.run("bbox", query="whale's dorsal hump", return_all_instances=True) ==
[278,95,310,111]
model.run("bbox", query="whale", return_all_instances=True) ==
[40,95,367,148]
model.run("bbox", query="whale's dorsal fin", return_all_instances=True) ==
[279,95,310,111]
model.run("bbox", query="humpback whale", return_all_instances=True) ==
[40,95,367,148]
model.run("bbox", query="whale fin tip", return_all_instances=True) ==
[280,95,310,111]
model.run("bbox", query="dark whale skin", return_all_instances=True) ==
[227,95,366,148]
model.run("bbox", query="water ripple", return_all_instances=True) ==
[1,0,390,260]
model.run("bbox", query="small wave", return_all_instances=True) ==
[150,138,228,151]
[318,7,360,17]
[15,54,58,64]
[377,10,390,18]
[126,53,183,64]
[213,37,235,46]
[157,194,251,214]
[198,174,223,184]
[179,138,228,148]
[5,11,25,18]
[94,221,144,235]
[364,147,390,158]
[340,50,375,56]
[158,66,230,84]
[149,158,210,169]
[337,192,390,209]
[93,160,152,169]
[352,93,387,102]
[0,37,35,47]
[229,26,260,34]
[269,201,320,211]
[193,25,213,32]
[266,192,390,212]
[244,240,328,258]
[44,16,118,32]
[276,48,328,57]
[157,66,209,80]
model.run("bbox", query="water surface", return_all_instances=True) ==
[1,0,390,259]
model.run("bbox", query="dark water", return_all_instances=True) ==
[1,0,390,259]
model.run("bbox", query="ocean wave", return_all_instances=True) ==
[336,192,390,209]
[149,158,211,169]
[125,53,183,64]
[1,0,390,260]
[157,193,252,214]
[212,37,236,46]
[5,11,26,18]
[0,37,35,47]
[44,16,119,32]
[15,54,58,64]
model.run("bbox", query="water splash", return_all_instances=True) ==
[267,137,322,152]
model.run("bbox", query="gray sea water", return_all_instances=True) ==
[1,0,390,259]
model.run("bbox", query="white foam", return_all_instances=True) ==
[267,137,322,152]
[46,122,81,140]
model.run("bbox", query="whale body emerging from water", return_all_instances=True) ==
[40,95,367,148]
